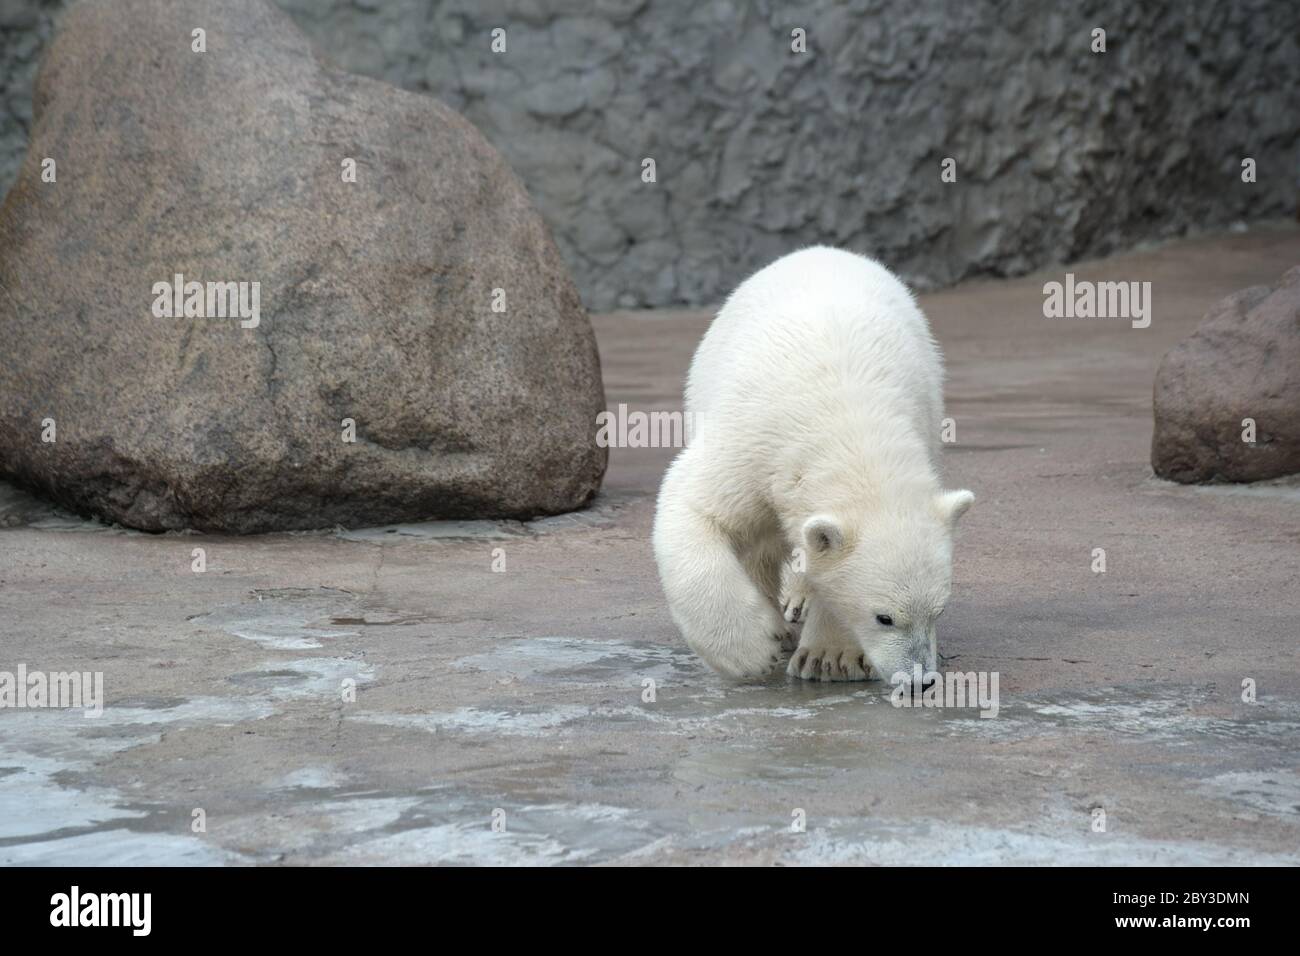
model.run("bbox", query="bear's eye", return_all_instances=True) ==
[876,614,894,627]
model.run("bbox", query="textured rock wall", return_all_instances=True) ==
[3,0,1297,309]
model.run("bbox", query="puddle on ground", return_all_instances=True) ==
[0,700,274,860]
[274,767,351,791]
[1197,769,1300,818]
[452,635,706,686]
[178,775,1300,866]
[0,828,236,865]
[970,686,1300,745]
[6,621,1297,864]
[1,588,374,864]
[359,636,883,738]
[213,794,426,858]
[354,704,598,737]
[190,587,362,650]
[324,798,656,866]
[366,638,1300,755]
[778,816,1299,866]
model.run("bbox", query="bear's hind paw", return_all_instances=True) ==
[697,625,795,680]
[776,626,799,653]
[780,592,807,625]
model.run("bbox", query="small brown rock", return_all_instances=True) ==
[1152,267,1300,483]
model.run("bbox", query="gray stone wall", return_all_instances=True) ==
[3,0,1297,309]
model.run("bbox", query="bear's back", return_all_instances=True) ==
[685,247,942,449]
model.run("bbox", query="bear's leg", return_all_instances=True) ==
[740,534,798,652]
[654,462,788,679]
[787,600,872,682]
[778,556,811,627]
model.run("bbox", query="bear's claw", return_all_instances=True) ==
[787,647,871,682]
[765,631,795,669]
[781,596,804,624]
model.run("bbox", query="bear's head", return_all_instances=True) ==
[801,488,974,682]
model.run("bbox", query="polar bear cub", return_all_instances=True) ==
[652,247,973,681]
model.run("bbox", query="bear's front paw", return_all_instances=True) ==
[787,646,871,682]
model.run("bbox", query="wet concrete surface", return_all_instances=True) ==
[2,224,1299,865]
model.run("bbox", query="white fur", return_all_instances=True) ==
[652,247,973,681]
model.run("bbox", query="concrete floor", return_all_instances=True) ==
[3,223,1299,865]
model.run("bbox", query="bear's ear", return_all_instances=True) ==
[935,489,975,528]
[802,514,844,554]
